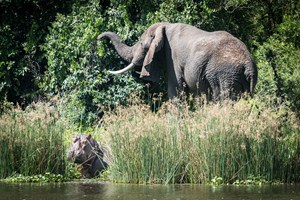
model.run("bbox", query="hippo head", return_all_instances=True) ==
[67,134,99,164]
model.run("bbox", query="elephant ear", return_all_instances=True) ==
[140,25,165,81]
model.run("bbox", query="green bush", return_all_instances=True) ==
[254,14,300,112]
[43,1,143,127]
[0,0,77,107]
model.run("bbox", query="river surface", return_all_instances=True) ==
[0,182,299,200]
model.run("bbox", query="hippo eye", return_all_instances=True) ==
[72,138,79,143]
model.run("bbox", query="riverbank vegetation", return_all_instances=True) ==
[103,98,300,184]
[0,102,83,182]
[0,103,66,179]
[0,0,300,184]
[1,97,299,184]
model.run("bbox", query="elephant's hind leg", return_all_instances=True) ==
[209,82,221,102]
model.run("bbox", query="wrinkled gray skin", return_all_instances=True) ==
[98,22,258,101]
[67,134,108,178]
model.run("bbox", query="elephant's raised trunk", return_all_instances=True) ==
[97,32,133,63]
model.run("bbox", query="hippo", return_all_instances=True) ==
[67,134,109,178]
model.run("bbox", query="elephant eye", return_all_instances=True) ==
[141,42,149,50]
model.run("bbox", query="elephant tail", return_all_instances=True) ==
[249,75,255,97]
[245,61,258,98]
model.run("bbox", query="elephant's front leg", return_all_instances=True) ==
[167,65,184,99]
[167,76,183,99]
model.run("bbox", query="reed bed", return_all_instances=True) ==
[103,99,300,184]
[1,98,299,184]
[0,103,67,179]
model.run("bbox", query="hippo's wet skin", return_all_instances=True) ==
[67,134,108,178]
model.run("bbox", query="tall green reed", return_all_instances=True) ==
[103,98,300,184]
[0,103,67,179]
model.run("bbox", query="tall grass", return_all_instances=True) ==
[1,98,299,184]
[0,103,67,179]
[103,98,300,184]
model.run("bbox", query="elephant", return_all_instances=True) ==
[97,22,258,101]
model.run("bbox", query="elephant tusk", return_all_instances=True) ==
[108,63,135,75]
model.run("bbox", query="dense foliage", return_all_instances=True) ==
[0,0,78,106]
[1,0,299,126]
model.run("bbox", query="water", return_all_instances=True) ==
[0,182,299,200]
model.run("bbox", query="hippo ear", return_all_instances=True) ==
[87,134,92,140]
[86,134,95,146]
[72,134,78,143]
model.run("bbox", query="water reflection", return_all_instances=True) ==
[0,182,299,200]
